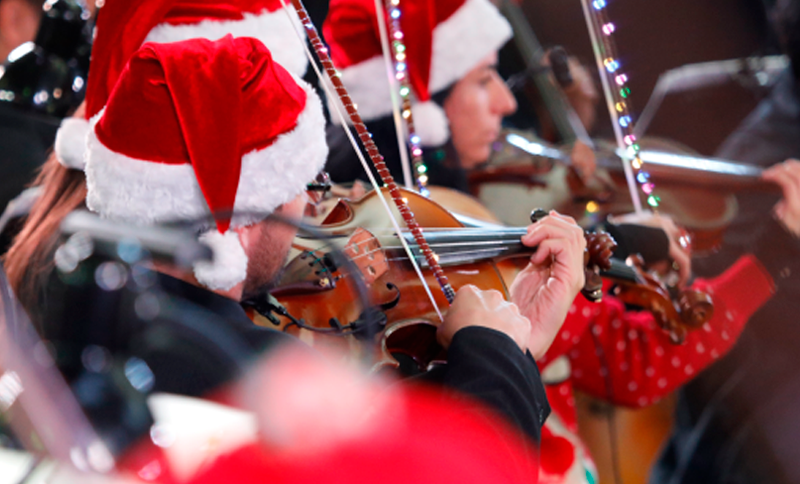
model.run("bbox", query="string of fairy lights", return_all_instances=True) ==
[382,0,656,206]
[384,0,431,196]
[584,0,660,210]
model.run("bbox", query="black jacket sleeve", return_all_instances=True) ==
[419,327,550,444]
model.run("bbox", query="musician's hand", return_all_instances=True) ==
[570,140,597,180]
[542,54,599,133]
[763,159,800,237]
[438,285,531,353]
[563,59,599,133]
[330,180,368,200]
[609,212,692,287]
[511,211,586,360]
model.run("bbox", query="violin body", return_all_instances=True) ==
[253,187,526,372]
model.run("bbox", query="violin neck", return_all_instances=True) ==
[401,227,530,266]
[503,132,777,193]
[597,150,776,192]
[399,228,640,284]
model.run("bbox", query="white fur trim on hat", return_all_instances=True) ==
[55,117,91,170]
[85,79,328,229]
[411,100,449,147]
[427,0,512,94]
[331,0,511,144]
[194,229,248,290]
[144,9,308,76]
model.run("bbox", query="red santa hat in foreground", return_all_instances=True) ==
[56,0,308,171]
[84,36,327,290]
[323,0,512,146]
[188,347,538,484]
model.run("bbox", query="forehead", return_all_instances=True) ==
[472,51,499,71]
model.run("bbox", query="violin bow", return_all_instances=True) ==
[279,0,456,317]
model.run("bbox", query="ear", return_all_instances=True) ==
[0,1,14,38]
[0,0,40,49]
[274,191,309,219]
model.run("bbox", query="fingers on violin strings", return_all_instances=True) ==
[529,234,583,268]
[547,210,579,227]
[523,213,585,248]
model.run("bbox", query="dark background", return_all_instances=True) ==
[519,0,775,155]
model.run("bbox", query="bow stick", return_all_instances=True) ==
[280,0,456,316]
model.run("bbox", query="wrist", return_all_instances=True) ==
[527,325,558,361]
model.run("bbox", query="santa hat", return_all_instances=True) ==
[56,0,308,170]
[84,36,328,291]
[323,0,512,146]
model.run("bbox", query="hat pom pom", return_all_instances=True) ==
[412,101,450,147]
[55,118,91,170]
[194,230,248,291]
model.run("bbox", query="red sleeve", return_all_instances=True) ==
[552,255,775,407]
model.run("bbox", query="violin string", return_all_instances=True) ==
[382,248,514,264]
[317,240,517,267]
[299,226,527,257]
[280,0,444,322]
[314,228,640,283]
[335,234,526,265]
[351,246,515,265]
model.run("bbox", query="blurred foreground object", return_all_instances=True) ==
[182,347,539,484]
[0,0,91,119]
[0,0,91,217]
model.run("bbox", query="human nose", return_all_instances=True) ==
[491,75,517,116]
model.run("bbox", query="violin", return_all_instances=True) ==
[470,130,779,253]
[247,187,713,374]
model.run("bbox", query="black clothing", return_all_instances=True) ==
[0,105,57,212]
[138,273,305,396]
[602,223,671,264]
[43,265,299,398]
[422,327,551,444]
[652,71,800,484]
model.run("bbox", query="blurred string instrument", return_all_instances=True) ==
[473,130,778,253]
[473,0,779,254]
[247,187,713,374]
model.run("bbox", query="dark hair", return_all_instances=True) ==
[4,152,86,323]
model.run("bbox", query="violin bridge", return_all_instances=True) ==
[344,228,388,285]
